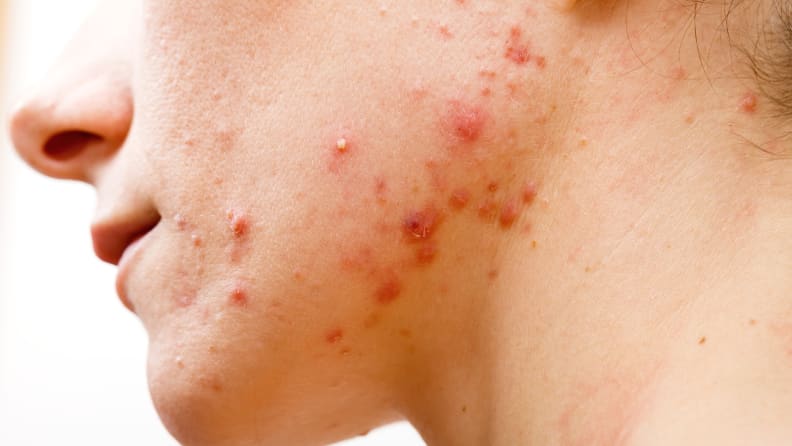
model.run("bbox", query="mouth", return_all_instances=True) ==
[91,210,161,311]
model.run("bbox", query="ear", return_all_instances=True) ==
[548,0,579,12]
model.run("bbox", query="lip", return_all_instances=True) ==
[91,212,160,312]
[115,233,149,312]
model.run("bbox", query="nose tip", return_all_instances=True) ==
[8,73,133,183]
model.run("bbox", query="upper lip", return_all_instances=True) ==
[90,210,161,265]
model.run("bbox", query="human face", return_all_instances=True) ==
[10,1,560,444]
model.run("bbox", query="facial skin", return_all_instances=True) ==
[9,0,792,445]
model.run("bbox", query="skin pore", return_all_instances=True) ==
[8,0,792,445]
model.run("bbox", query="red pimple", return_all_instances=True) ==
[403,207,441,240]
[424,158,449,191]
[191,233,203,247]
[505,26,531,65]
[229,286,248,307]
[499,198,520,228]
[328,134,353,173]
[325,328,344,344]
[522,181,538,204]
[487,181,499,193]
[478,198,498,221]
[415,241,438,265]
[739,92,758,114]
[446,100,487,143]
[449,188,471,209]
[439,24,453,39]
[175,292,196,308]
[375,277,402,304]
[226,209,250,237]
[374,177,388,203]
[174,214,188,231]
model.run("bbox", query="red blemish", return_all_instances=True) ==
[229,286,248,307]
[328,134,353,173]
[425,158,449,191]
[671,66,687,80]
[226,209,250,238]
[488,269,499,281]
[535,56,546,69]
[325,328,344,344]
[478,198,498,221]
[191,233,203,247]
[479,69,497,79]
[522,181,538,204]
[445,100,487,143]
[340,245,375,273]
[375,277,402,304]
[403,206,441,240]
[499,198,520,228]
[449,188,471,209]
[199,376,224,393]
[374,177,388,203]
[363,312,381,328]
[738,92,758,114]
[399,328,413,338]
[487,181,499,193]
[505,27,531,65]
[481,87,492,97]
[174,214,188,231]
[439,24,453,39]
[415,241,438,265]
[175,292,195,308]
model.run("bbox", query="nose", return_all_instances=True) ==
[8,67,132,183]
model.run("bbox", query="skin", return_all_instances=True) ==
[8,0,792,445]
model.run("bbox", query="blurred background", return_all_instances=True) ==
[0,1,424,444]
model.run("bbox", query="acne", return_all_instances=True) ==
[375,276,403,304]
[403,206,442,240]
[499,198,520,228]
[325,328,345,344]
[738,92,758,114]
[444,100,488,143]
[505,26,531,65]
[449,188,471,209]
[174,214,188,231]
[415,241,438,265]
[229,285,248,307]
[439,24,454,39]
[226,209,250,238]
[374,177,388,204]
[336,138,348,153]
[522,181,538,204]
[191,233,203,247]
[478,198,498,222]
[328,133,354,174]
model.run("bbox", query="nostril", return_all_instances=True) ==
[43,130,103,161]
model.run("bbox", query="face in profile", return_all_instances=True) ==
[11,0,792,444]
[10,1,557,443]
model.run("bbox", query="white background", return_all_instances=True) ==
[0,1,424,445]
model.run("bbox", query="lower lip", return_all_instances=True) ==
[115,235,147,312]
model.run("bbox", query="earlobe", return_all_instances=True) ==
[548,0,579,12]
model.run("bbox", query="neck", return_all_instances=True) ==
[400,20,792,443]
